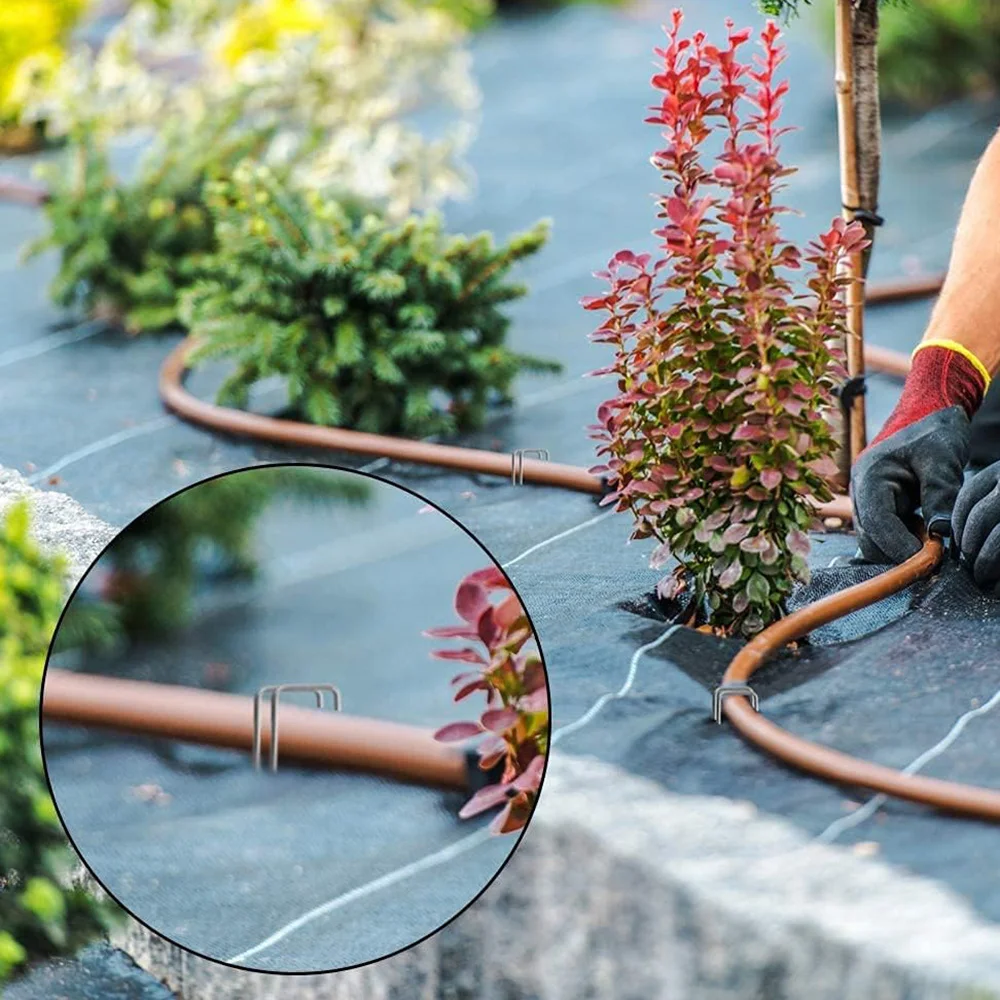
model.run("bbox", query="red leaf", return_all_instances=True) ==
[477,606,501,647]
[492,792,532,833]
[464,565,508,590]
[455,580,490,623]
[512,754,545,792]
[454,680,489,701]
[434,721,483,742]
[433,648,488,664]
[733,423,765,441]
[481,707,519,733]
[478,745,507,770]
[519,687,549,713]
[458,783,511,819]
[494,592,526,630]
[760,468,782,490]
[423,625,479,639]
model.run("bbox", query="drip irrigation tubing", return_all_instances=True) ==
[10,167,989,819]
[159,338,856,522]
[720,537,1000,821]
[42,668,471,791]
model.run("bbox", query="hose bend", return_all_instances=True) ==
[720,538,1000,821]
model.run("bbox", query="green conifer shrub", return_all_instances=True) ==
[0,501,121,984]
[875,0,1000,107]
[180,164,560,437]
[23,112,274,334]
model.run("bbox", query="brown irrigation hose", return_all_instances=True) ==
[161,337,856,522]
[720,537,1000,821]
[866,272,947,305]
[42,668,469,791]
[160,339,603,495]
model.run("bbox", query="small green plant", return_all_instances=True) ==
[426,565,547,835]
[23,112,275,333]
[56,466,370,649]
[754,0,809,18]
[180,164,559,437]
[585,13,863,635]
[0,500,121,984]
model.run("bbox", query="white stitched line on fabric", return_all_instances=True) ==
[223,828,493,964]
[550,624,682,746]
[516,371,608,410]
[25,416,175,485]
[220,509,622,964]
[0,323,104,369]
[502,510,614,569]
[221,623,679,968]
[264,510,458,591]
[815,685,1000,845]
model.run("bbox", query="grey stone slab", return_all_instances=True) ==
[3,943,176,1000]
[0,466,117,580]
[117,755,1000,1000]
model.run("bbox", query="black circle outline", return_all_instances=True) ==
[38,460,552,977]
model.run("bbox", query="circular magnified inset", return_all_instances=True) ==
[40,464,548,974]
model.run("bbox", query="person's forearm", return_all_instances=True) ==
[922,125,1000,376]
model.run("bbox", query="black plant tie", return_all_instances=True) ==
[842,205,885,227]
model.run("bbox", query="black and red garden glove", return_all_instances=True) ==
[851,341,991,565]
[952,460,1000,592]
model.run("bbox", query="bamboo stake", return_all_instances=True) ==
[834,0,868,481]
[851,0,882,277]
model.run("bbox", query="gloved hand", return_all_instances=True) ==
[852,341,991,564]
[952,461,1000,590]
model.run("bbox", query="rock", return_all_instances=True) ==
[117,755,1000,999]
[0,466,117,584]
[3,943,176,1000]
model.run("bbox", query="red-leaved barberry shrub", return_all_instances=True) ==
[584,10,868,636]
[426,566,547,834]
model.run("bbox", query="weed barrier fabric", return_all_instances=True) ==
[491,509,1000,925]
[40,486,523,973]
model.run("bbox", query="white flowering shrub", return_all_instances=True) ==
[36,0,480,216]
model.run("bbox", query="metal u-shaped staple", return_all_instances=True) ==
[711,682,759,725]
[511,448,550,486]
[252,684,343,772]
